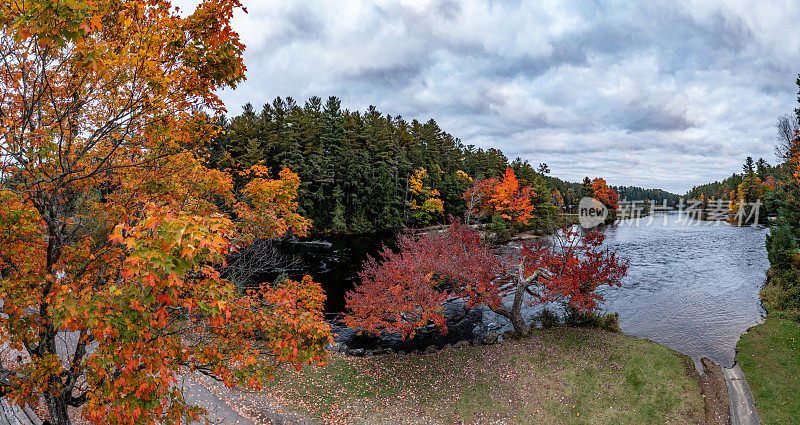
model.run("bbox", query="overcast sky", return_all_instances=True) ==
[177,0,800,193]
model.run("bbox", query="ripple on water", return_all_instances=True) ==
[601,213,768,367]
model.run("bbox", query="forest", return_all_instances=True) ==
[686,157,778,201]
[207,96,681,234]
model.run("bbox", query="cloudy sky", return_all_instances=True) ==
[178,0,800,193]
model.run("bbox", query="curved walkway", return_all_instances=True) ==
[723,363,761,425]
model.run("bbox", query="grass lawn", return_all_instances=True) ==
[262,327,704,424]
[737,318,800,424]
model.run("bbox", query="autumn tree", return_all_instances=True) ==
[344,222,628,337]
[0,2,330,424]
[467,167,534,229]
[591,178,620,211]
[551,189,564,209]
[407,167,444,227]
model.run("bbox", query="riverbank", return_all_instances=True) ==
[253,327,709,424]
[736,317,800,424]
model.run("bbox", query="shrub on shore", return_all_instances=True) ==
[531,307,621,333]
[761,268,800,321]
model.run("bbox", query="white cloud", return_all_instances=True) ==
[177,0,800,193]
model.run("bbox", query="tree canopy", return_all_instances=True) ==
[209,98,584,234]
[344,222,629,337]
[0,2,329,424]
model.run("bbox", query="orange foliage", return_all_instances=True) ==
[591,178,620,210]
[0,2,329,424]
[468,167,535,226]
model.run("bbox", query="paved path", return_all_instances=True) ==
[1,375,264,425]
[723,363,761,425]
[0,398,41,425]
[178,374,255,425]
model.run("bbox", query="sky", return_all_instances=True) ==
[176,0,800,193]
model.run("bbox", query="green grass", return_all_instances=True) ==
[262,327,703,424]
[737,318,800,424]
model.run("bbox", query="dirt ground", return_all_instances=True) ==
[686,357,730,425]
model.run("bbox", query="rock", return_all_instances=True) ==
[423,345,437,355]
[347,348,365,357]
[451,308,467,322]
[420,323,437,334]
[454,340,469,349]
[502,330,516,340]
[373,347,390,356]
[364,350,374,357]
[441,343,452,350]
[480,332,499,345]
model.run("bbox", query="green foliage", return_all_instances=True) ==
[766,224,798,269]
[486,214,511,241]
[614,186,682,205]
[564,307,622,333]
[580,177,593,198]
[532,308,561,328]
[761,268,800,321]
[209,97,530,234]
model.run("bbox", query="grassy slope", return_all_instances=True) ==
[737,318,800,424]
[263,327,703,424]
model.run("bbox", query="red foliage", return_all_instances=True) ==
[764,175,777,191]
[344,223,501,337]
[523,227,628,311]
[345,222,629,337]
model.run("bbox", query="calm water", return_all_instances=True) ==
[270,213,769,365]
[258,234,392,312]
[600,212,768,367]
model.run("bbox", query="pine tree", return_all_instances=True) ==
[581,177,593,198]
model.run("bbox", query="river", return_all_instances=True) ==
[601,211,768,367]
[269,212,768,366]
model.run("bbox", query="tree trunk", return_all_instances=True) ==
[492,303,530,335]
[490,264,543,336]
[491,281,530,335]
[44,392,71,425]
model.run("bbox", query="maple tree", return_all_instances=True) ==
[467,167,535,228]
[590,178,620,211]
[344,221,628,337]
[0,1,330,424]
